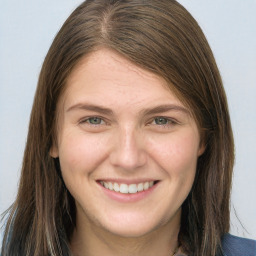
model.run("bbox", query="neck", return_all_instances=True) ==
[71,210,180,256]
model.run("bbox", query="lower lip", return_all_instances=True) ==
[97,182,159,203]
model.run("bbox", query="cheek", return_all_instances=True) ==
[147,130,200,176]
[58,129,110,177]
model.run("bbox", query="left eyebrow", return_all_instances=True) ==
[140,104,190,116]
[66,103,114,116]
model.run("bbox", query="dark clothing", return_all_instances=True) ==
[221,234,256,256]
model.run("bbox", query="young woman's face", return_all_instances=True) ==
[51,49,204,237]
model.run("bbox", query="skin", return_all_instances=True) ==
[51,48,204,256]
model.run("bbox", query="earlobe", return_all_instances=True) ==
[50,145,59,158]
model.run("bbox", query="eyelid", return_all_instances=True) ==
[149,116,179,125]
[79,116,108,125]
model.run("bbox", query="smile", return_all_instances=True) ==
[99,181,156,194]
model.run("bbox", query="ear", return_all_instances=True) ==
[197,135,206,156]
[197,130,206,157]
[50,144,59,158]
[198,143,206,157]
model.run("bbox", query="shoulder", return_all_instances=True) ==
[221,233,256,256]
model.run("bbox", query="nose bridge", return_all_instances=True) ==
[110,124,146,170]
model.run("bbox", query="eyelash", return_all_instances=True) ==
[79,116,107,126]
[149,116,178,128]
[79,116,178,128]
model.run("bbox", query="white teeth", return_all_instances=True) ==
[143,182,149,190]
[103,182,109,189]
[100,181,155,194]
[120,184,128,193]
[113,183,120,192]
[128,184,138,194]
[137,183,144,192]
[108,182,113,190]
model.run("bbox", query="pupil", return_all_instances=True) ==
[89,117,101,124]
[156,117,167,125]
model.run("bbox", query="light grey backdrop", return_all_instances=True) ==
[1,0,256,242]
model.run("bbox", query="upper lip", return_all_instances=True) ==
[97,179,159,185]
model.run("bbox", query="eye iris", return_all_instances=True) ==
[155,117,168,125]
[89,117,101,124]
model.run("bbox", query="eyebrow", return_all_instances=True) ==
[66,103,114,115]
[141,104,190,116]
[66,103,190,117]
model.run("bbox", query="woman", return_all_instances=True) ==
[1,0,255,255]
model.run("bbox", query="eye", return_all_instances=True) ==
[87,117,103,125]
[153,116,175,125]
[80,116,105,125]
[78,116,109,132]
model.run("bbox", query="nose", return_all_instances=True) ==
[109,126,147,171]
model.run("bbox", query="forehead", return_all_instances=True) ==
[67,49,166,89]
[62,48,184,109]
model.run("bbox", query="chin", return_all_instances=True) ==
[103,223,156,238]
[98,213,166,238]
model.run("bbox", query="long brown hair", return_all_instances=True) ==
[1,0,234,255]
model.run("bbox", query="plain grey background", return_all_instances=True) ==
[0,0,255,242]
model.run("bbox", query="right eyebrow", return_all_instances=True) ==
[66,103,114,116]
[140,104,190,116]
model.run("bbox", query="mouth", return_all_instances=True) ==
[98,180,159,194]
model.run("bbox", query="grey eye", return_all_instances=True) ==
[154,117,168,125]
[88,117,102,124]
